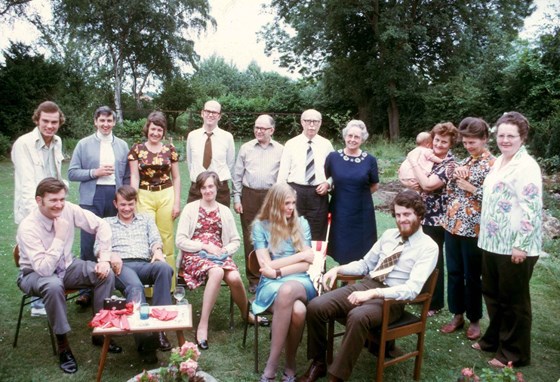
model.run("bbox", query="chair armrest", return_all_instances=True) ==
[335,274,364,282]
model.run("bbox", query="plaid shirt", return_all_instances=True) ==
[101,213,162,261]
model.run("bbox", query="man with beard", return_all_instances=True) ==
[298,190,438,382]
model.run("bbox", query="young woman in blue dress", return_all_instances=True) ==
[252,183,318,382]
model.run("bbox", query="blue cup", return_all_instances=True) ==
[140,303,149,320]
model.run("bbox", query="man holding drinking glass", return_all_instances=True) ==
[97,185,174,363]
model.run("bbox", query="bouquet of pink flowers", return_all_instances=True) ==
[137,342,203,382]
[458,362,525,382]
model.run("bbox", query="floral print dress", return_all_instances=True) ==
[179,207,238,289]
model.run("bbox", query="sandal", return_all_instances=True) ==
[259,374,275,382]
[471,342,482,351]
[282,372,296,382]
[248,313,271,327]
[488,358,506,368]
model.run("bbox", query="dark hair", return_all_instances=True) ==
[94,106,116,121]
[143,111,167,138]
[430,122,459,146]
[115,185,137,202]
[195,171,220,192]
[35,177,68,198]
[458,117,490,140]
[495,111,529,142]
[390,190,426,220]
[32,101,65,126]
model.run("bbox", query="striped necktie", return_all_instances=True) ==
[305,140,315,185]
[369,239,405,282]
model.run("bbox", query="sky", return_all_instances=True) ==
[0,0,557,76]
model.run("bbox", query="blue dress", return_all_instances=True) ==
[325,149,379,264]
[251,217,317,314]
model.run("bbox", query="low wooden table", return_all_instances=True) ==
[93,304,193,382]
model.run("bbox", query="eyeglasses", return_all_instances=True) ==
[303,119,321,125]
[203,109,221,117]
[496,134,520,140]
[254,126,273,132]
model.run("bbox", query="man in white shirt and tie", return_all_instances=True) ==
[277,109,334,240]
[186,100,235,207]
[299,190,438,382]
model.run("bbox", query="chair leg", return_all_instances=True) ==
[413,333,425,380]
[242,302,250,347]
[13,295,28,348]
[254,315,259,373]
[47,321,57,355]
[229,290,234,330]
[376,338,387,382]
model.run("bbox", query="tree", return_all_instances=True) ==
[154,75,197,132]
[262,0,535,140]
[50,0,215,123]
[0,0,31,17]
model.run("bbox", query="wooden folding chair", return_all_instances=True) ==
[326,269,439,382]
[12,245,80,355]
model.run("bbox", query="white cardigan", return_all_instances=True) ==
[175,200,241,268]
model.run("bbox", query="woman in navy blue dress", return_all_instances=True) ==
[252,183,317,382]
[325,120,379,265]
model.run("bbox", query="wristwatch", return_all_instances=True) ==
[275,269,282,279]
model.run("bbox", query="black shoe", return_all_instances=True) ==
[75,293,92,308]
[139,349,158,364]
[59,349,78,374]
[158,331,172,351]
[92,336,123,353]
[197,339,209,350]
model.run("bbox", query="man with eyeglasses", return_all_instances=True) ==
[232,114,284,292]
[186,100,235,206]
[278,109,334,241]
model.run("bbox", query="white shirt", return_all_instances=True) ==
[97,131,116,185]
[186,127,235,182]
[277,133,334,185]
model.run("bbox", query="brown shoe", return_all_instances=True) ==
[466,324,481,340]
[297,360,327,382]
[328,374,344,382]
[440,317,465,333]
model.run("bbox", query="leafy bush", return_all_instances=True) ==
[0,133,11,159]
[119,119,147,143]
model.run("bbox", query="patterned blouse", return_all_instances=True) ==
[128,143,179,188]
[443,149,495,237]
[478,146,542,257]
[420,152,456,226]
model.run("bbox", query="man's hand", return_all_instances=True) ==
[95,164,114,178]
[322,266,341,291]
[53,217,70,241]
[151,247,166,263]
[234,202,243,214]
[315,182,329,195]
[110,252,123,275]
[348,289,380,305]
[95,261,112,279]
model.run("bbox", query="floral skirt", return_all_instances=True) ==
[179,251,238,289]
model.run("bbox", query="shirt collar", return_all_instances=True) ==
[36,208,55,232]
[96,131,114,142]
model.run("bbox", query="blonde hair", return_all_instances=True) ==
[254,183,305,252]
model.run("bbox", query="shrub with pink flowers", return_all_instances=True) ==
[136,342,204,382]
[458,362,525,382]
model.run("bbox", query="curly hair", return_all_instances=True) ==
[390,189,426,220]
[254,183,305,252]
[430,121,459,146]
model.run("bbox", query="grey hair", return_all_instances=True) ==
[342,119,369,141]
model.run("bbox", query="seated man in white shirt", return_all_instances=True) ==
[298,190,438,382]
[99,185,174,364]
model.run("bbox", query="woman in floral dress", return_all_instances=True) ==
[176,171,257,350]
[473,112,542,368]
[128,111,181,275]
[440,117,495,341]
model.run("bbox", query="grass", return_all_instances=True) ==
[1,140,559,381]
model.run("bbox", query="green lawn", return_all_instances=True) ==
[0,157,559,382]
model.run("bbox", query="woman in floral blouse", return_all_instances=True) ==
[473,112,542,368]
[129,111,181,277]
[440,118,495,341]
[403,122,458,316]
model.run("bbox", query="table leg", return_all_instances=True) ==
[96,335,111,382]
[176,330,185,346]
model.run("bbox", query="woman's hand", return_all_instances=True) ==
[453,165,469,179]
[259,264,276,279]
[401,178,421,192]
[511,248,527,264]
[172,204,181,220]
[456,178,476,194]
[300,248,315,263]
[203,243,223,256]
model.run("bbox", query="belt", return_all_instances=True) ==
[139,183,173,192]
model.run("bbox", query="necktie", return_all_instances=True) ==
[369,239,405,282]
[203,132,213,169]
[305,140,315,185]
